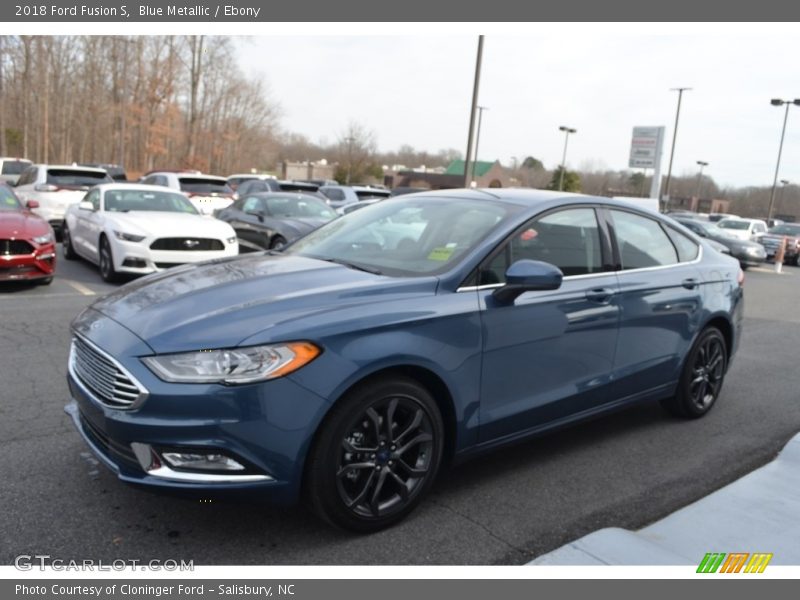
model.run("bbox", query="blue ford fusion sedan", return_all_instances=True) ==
[65,189,743,531]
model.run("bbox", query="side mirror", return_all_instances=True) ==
[25,200,39,209]
[78,201,94,211]
[492,259,563,304]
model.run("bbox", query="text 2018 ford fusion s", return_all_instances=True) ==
[65,189,743,532]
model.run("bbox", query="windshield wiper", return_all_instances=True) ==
[318,257,383,275]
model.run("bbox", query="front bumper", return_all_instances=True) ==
[0,244,56,281]
[112,241,238,275]
[64,312,331,504]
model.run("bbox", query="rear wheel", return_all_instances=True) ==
[62,224,77,260]
[305,376,444,532]
[661,326,728,418]
[98,236,119,283]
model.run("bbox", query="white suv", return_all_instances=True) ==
[140,171,234,215]
[716,217,769,242]
[14,164,113,236]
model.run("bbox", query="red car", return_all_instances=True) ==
[0,183,56,284]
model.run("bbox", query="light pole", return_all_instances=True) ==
[471,105,489,184]
[766,99,800,223]
[663,87,692,211]
[777,179,790,217]
[558,125,577,191]
[694,160,708,199]
[344,136,355,184]
[463,35,484,188]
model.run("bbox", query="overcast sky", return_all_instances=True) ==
[236,31,800,189]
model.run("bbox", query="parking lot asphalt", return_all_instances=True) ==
[1,252,799,565]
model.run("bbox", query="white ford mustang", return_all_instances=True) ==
[62,183,238,282]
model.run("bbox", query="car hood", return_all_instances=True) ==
[88,253,438,353]
[0,210,49,238]
[104,211,235,238]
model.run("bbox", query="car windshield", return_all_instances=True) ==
[103,189,199,214]
[717,220,751,230]
[286,197,513,276]
[178,177,232,194]
[265,196,336,219]
[47,169,112,187]
[0,186,22,211]
[769,224,800,235]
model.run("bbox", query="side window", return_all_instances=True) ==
[481,207,603,284]
[141,176,156,186]
[754,223,767,234]
[665,226,700,262]
[611,210,678,269]
[85,190,100,210]
[242,196,262,213]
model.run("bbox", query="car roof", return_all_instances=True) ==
[94,183,183,193]
[33,164,108,173]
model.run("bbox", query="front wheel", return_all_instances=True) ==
[98,236,119,283]
[269,235,287,250]
[305,376,445,532]
[661,326,728,419]
[62,224,77,260]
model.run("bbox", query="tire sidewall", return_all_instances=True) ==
[678,327,728,418]
[307,377,445,533]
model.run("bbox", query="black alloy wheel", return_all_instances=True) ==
[661,326,728,418]
[306,377,444,532]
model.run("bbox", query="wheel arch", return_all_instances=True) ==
[301,363,459,484]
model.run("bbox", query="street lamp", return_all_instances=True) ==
[558,125,577,191]
[471,105,489,184]
[344,136,355,184]
[777,179,790,217]
[766,98,800,223]
[463,35,484,188]
[695,160,709,199]
[663,87,692,211]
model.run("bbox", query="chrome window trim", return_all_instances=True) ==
[70,333,149,410]
[456,246,704,293]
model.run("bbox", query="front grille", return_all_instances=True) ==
[70,336,147,409]
[150,238,224,251]
[0,265,37,274]
[0,239,34,255]
[79,413,141,471]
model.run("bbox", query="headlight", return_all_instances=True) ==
[142,342,320,384]
[113,230,146,243]
[227,236,237,245]
[33,233,53,244]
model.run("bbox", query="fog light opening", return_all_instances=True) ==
[161,451,246,472]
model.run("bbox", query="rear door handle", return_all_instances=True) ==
[682,278,700,289]
[585,287,616,304]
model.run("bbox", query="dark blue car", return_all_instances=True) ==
[65,189,743,532]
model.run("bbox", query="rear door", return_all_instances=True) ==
[476,206,621,442]
[606,208,704,398]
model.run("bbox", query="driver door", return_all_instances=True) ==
[476,206,621,442]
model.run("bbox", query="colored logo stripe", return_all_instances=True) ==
[697,552,773,573]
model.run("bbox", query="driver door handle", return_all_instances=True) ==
[585,287,616,304]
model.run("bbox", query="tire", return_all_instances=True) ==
[794,254,800,267]
[661,326,728,419]
[62,224,78,260]
[305,376,445,533]
[270,235,287,250]
[98,236,119,283]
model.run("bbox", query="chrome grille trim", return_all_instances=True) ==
[69,335,149,410]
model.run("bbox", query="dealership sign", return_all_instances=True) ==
[629,126,665,169]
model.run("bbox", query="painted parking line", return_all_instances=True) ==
[61,279,97,296]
